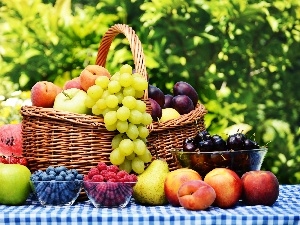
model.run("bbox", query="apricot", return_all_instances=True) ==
[31,81,62,108]
[178,180,216,210]
[204,168,242,208]
[79,65,111,91]
[164,168,202,206]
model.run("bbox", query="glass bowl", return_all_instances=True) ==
[30,180,83,206]
[83,181,136,208]
[170,148,268,178]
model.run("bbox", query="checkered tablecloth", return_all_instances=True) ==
[0,185,299,225]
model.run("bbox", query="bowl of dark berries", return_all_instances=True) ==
[30,166,84,206]
[83,162,137,208]
[171,130,268,178]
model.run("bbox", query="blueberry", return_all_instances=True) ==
[48,174,56,180]
[41,175,51,181]
[30,174,39,182]
[76,174,84,180]
[55,166,67,174]
[59,171,67,178]
[70,169,78,176]
[55,175,64,181]
[65,174,75,181]
[46,166,55,174]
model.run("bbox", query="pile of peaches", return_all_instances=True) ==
[30,65,110,110]
[164,168,279,210]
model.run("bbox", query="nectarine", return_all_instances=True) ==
[177,180,216,210]
[164,168,202,206]
[204,168,242,208]
[63,77,83,90]
[241,170,279,206]
[80,65,111,91]
[31,81,62,108]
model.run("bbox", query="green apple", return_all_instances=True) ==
[53,88,89,114]
[0,164,31,205]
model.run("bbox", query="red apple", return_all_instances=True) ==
[204,168,242,208]
[241,170,279,206]
[79,65,111,91]
[63,77,83,90]
[177,180,216,210]
[31,81,62,107]
[164,168,202,206]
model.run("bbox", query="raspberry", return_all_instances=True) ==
[116,170,128,180]
[92,175,104,182]
[100,170,108,177]
[107,178,117,182]
[125,174,137,182]
[106,165,119,173]
[103,171,117,181]
[83,175,90,181]
[97,162,107,171]
[88,168,100,179]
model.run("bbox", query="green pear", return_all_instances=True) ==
[133,159,169,205]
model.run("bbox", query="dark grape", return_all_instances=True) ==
[227,133,245,150]
[211,134,227,151]
[244,139,260,150]
[183,138,197,152]
[194,130,211,144]
[198,139,214,152]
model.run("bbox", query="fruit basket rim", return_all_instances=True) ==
[170,148,268,155]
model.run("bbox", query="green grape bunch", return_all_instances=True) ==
[85,64,153,174]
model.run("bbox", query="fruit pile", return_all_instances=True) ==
[30,166,84,205]
[163,167,279,211]
[183,130,260,152]
[83,162,137,207]
[178,130,265,178]
[148,81,199,122]
[30,64,153,174]
[84,65,153,174]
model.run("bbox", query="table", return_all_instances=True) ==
[0,185,299,225]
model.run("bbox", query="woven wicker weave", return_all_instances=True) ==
[21,24,207,176]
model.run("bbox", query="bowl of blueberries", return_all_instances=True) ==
[171,130,268,178]
[30,166,84,206]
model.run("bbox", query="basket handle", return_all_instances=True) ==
[95,24,148,99]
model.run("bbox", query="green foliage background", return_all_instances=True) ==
[1,0,299,184]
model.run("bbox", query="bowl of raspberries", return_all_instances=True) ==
[171,130,268,178]
[83,162,137,208]
[30,166,84,206]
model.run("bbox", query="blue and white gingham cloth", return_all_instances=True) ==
[0,185,299,225]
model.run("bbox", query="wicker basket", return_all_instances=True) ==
[21,24,207,176]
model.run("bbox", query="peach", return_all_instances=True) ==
[31,81,62,108]
[241,170,279,206]
[164,168,202,206]
[63,77,83,90]
[177,180,216,210]
[79,65,111,91]
[204,168,242,208]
